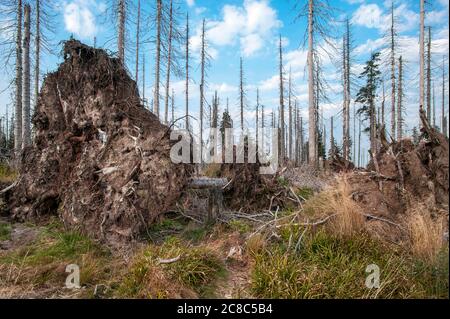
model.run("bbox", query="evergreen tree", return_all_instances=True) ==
[356,52,382,153]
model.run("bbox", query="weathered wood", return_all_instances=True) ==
[189,177,228,189]
[188,177,228,223]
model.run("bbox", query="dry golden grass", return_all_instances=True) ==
[246,233,266,256]
[405,204,446,262]
[301,176,365,238]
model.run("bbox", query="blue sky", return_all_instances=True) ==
[0,0,448,165]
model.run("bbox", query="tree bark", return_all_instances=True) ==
[164,0,174,124]
[342,35,350,161]
[279,35,285,163]
[288,68,292,160]
[307,0,316,167]
[390,2,396,141]
[397,56,403,140]
[154,0,162,117]
[185,13,189,131]
[419,0,425,114]
[22,4,31,148]
[142,54,146,106]
[135,0,140,82]
[118,0,125,65]
[34,0,40,115]
[256,88,259,154]
[442,57,447,137]
[14,0,23,155]
[199,19,206,164]
[240,57,244,131]
[426,26,432,121]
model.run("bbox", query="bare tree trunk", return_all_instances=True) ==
[381,80,385,130]
[164,0,174,124]
[279,35,285,163]
[397,56,403,140]
[142,54,146,106]
[256,88,259,153]
[345,19,351,160]
[342,35,350,161]
[353,102,356,161]
[213,91,218,128]
[240,57,244,131]
[288,68,292,160]
[154,0,162,118]
[185,13,189,131]
[307,0,316,166]
[432,82,436,128]
[199,19,206,164]
[426,26,432,121]
[390,2,396,141]
[358,114,361,167]
[261,96,264,153]
[371,100,377,154]
[34,0,40,114]
[118,0,125,65]
[442,57,447,136]
[14,0,23,155]
[171,89,175,124]
[300,115,304,163]
[135,0,140,82]
[330,115,334,157]
[294,101,298,164]
[22,4,31,148]
[419,0,425,114]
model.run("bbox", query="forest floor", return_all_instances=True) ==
[0,166,448,299]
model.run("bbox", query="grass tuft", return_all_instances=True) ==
[118,237,224,298]
[250,230,448,299]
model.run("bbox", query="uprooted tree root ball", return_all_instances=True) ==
[347,109,449,220]
[4,40,192,245]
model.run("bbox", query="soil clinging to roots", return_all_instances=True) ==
[6,40,192,246]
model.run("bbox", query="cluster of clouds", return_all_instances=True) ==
[62,0,106,39]
[190,0,282,58]
[58,0,448,133]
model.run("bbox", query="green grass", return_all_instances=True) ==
[227,220,252,234]
[0,222,11,241]
[296,187,315,200]
[0,220,112,292]
[250,230,449,299]
[118,237,225,298]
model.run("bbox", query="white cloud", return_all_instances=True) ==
[352,4,384,29]
[191,0,281,58]
[259,75,278,91]
[355,38,385,55]
[63,0,99,39]
[186,0,195,7]
[351,3,419,33]
[240,34,264,56]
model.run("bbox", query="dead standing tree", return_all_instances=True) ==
[185,12,190,131]
[389,1,396,141]
[15,0,22,154]
[154,0,162,118]
[22,4,31,148]
[135,0,140,81]
[295,0,336,167]
[278,36,285,162]
[199,19,211,164]
[118,0,125,64]
[397,56,403,140]
[419,0,425,114]
[240,57,246,132]
[426,26,432,122]
[342,18,352,162]
[163,0,184,125]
